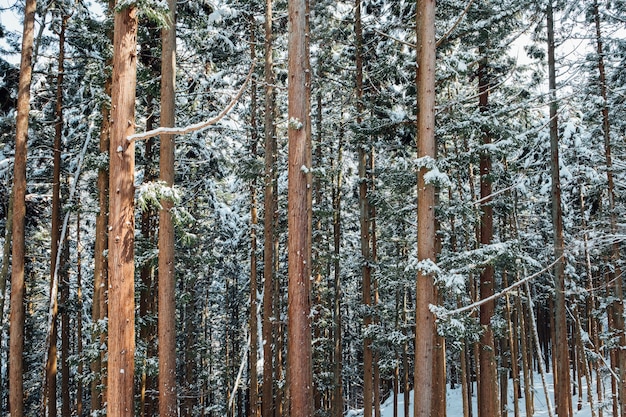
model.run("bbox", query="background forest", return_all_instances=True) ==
[0,0,626,416]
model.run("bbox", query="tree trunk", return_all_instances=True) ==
[286,1,313,417]
[262,0,276,414]
[107,3,138,416]
[158,0,177,414]
[546,3,572,415]
[354,3,373,417]
[45,12,68,417]
[92,0,114,410]
[332,122,344,417]
[413,1,437,416]
[249,14,260,417]
[76,208,84,417]
[9,0,36,413]
[592,3,626,414]
[477,53,499,417]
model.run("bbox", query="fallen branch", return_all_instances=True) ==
[127,63,255,143]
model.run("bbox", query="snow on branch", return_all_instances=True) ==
[431,255,564,318]
[127,63,255,143]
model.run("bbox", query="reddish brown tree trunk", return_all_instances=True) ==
[547,3,572,416]
[107,4,138,416]
[158,0,177,414]
[9,0,36,413]
[414,1,437,416]
[286,1,313,417]
[262,0,276,415]
[477,53,499,417]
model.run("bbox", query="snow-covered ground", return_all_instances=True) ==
[348,372,613,417]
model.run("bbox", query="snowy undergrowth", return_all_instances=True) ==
[348,372,609,417]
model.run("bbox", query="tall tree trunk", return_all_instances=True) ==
[107,3,138,416]
[546,3,572,415]
[286,1,313,417]
[354,3,373,417]
[249,14,260,417]
[9,0,36,413]
[414,1,437,416]
[477,53,499,417]
[76,208,84,417]
[158,0,177,414]
[44,11,68,417]
[92,0,114,410]
[262,0,276,414]
[592,3,626,414]
[332,122,344,417]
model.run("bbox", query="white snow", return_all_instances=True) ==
[349,372,602,417]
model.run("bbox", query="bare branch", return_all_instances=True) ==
[436,0,475,48]
[127,63,256,143]
[435,255,564,318]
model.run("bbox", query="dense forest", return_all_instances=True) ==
[0,0,625,416]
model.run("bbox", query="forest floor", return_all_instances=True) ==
[348,372,611,417]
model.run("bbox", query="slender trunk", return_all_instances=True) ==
[354,3,373,416]
[414,1,437,416]
[332,122,344,417]
[60,202,70,417]
[517,281,534,417]
[593,2,626,414]
[158,0,177,414]
[249,14,260,417]
[76,208,84,417]
[9,0,36,413]
[287,1,313,416]
[45,12,68,416]
[92,0,113,409]
[477,52,499,417]
[262,0,276,415]
[547,4,572,415]
[107,3,138,416]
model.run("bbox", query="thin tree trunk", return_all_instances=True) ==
[354,3,373,416]
[286,1,313,416]
[592,3,626,414]
[547,4,572,415]
[262,0,276,414]
[9,0,36,412]
[92,0,113,409]
[332,123,344,417]
[414,1,437,416]
[76,208,84,417]
[477,52,499,417]
[249,14,260,417]
[107,3,138,416]
[158,0,177,413]
[44,12,68,417]
[60,197,70,417]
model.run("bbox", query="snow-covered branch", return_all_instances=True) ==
[433,255,563,318]
[127,63,255,143]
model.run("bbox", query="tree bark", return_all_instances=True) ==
[332,121,344,417]
[9,0,36,413]
[547,3,572,415]
[354,3,373,417]
[414,1,437,416]
[92,0,114,410]
[262,0,276,415]
[592,3,626,414]
[107,3,138,416]
[249,15,260,417]
[477,53,499,417]
[45,12,68,417]
[158,0,177,414]
[286,1,313,417]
